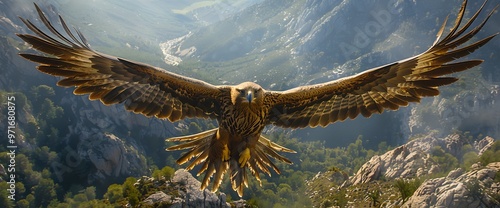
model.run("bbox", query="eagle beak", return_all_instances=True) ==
[246,91,253,103]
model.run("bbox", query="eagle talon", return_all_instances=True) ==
[239,148,251,167]
[222,144,230,161]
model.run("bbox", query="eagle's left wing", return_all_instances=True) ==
[266,0,497,129]
[17,4,225,122]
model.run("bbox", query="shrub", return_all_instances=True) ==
[394,178,421,204]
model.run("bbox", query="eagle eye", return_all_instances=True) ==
[238,89,245,96]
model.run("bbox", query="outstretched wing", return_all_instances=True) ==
[266,0,497,128]
[17,4,224,121]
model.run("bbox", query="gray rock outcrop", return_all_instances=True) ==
[350,134,440,185]
[476,136,496,156]
[403,162,500,207]
[169,169,230,208]
[142,169,231,208]
[66,131,148,184]
[350,134,495,185]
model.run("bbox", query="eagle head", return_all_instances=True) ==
[231,82,264,105]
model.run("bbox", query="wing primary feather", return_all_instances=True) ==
[412,87,440,97]
[35,65,88,77]
[441,0,488,46]
[418,60,483,77]
[59,15,85,47]
[177,147,205,166]
[19,54,90,69]
[74,85,103,95]
[433,15,449,46]
[89,88,113,100]
[18,17,67,49]
[410,77,458,87]
[422,35,495,65]
[377,93,399,110]
[439,0,467,43]
[17,34,78,57]
[34,4,77,47]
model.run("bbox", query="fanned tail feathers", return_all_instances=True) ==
[166,129,295,197]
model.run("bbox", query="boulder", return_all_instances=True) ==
[350,135,441,185]
[167,169,230,208]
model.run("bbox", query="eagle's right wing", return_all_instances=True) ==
[266,0,497,128]
[18,4,225,121]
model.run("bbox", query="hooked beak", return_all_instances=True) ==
[246,91,253,103]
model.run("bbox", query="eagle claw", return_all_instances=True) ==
[238,148,251,167]
[222,144,230,161]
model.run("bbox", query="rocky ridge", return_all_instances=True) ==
[307,134,499,207]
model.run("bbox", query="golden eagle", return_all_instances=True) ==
[17,0,497,196]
